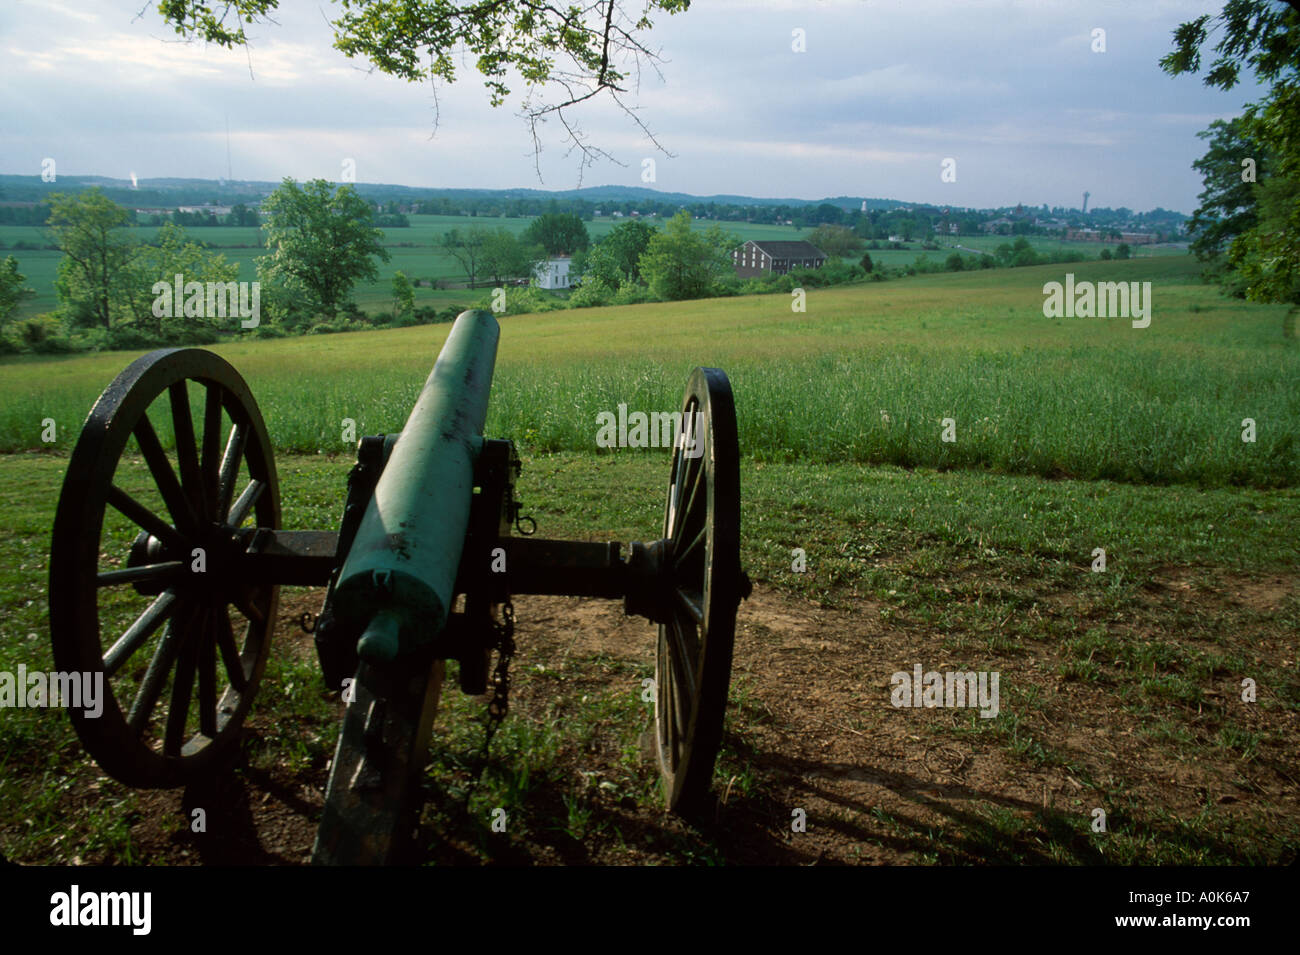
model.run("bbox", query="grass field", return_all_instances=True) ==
[1,214,818,318]
[3,257,1295,487]
[0,257,1296,865]
[0,215,1181,320]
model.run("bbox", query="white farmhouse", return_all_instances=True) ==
[534,256,573,290]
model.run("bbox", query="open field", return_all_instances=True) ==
[2,214,811,318]
[0,215,1175,319]
[0,259,1296,865]
[3,258,1295,486]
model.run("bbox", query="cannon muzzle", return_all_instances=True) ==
[332,309,500,662]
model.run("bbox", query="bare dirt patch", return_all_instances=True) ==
[63,570,1300,866]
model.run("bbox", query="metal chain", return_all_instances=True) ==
[461,598,515,811]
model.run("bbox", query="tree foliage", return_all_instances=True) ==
[1163,0,1300,304]
[441,226,489,286]
[638,211,736,301]
[391,269,415,318]
[152,0,692,179]
[0,256,34,327]
[581,218,656,287]
[522,212,590,257]
[806,223,863,257]
[480,228,544,284]
[257,178,389,318]
[47,189,136,330]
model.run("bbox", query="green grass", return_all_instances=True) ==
[1,256,1296,864]
[3,258,1295,487]
[2,213,825,319]
[2,449,1295,864]
[0,215,1172,319]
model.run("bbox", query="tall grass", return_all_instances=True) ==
[2,259,1295,487]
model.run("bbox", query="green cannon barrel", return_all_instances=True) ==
[332,309,501,662]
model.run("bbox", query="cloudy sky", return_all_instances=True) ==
[0,0,1264,212]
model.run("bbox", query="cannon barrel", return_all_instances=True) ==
[332,309,501,662]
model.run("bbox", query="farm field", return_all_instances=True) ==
[1,214,811,318]
[0,214,1174,319]
[0,258,1295,865]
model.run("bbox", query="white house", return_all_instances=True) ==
[535,256,573,290]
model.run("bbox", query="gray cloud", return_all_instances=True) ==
[0,0,1259,211]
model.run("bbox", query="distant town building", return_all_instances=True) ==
[732,240,827,278]
[1065,229,1156,245]
[534,256,573,289]
[177,204,231,216]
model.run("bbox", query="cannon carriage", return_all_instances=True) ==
[48,309,749,864]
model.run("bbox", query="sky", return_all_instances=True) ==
[0,0,1266,213]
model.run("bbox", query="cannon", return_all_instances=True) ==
[47,309,749,864]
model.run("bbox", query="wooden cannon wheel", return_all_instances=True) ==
[655,367,745,815]
[49,348,280,787]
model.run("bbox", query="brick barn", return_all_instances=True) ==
[732,240,828,278]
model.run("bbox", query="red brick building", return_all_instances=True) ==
[733,240,828,278]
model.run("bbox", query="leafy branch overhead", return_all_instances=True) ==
[151,0,692,181]
[1162,0,1300,306]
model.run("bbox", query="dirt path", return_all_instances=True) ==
[113,573,1298,865]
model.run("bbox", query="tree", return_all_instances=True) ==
[522,212,590,257]
[581,219,657,287]
[807,224,863,258]
[441,226,489,287]
[639,211,736,301]
[480,229,543,285]
[152,0,691,180]
[859,252,874,274]
[47,189,136,330]
[391,270,415,319]
[131,221,241,336]
[1185,119,1270,262]
[1162,0,1300,304]
[227,202,259,227]
[257,178,389,318]
[0,256,34,327]
[1115,243,1132,260]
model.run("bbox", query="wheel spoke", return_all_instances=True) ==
[677,453,705,540]
[663,637,679,769]
[675,587,705,627]
[168,381,206,521]
[215,423,247,523]
[201,381,224,512]
[96,561,184,588]
[127,602,192,735]
[225,479,265,529]
[106,485,188,553]
[164,615,200,756]
[133,412,197,534]
[232,588,264,624]
[674,523,708,568]
[215,604,247,692]
[198,608,218,738]
[103,590,178,676]
[666,612,699,701]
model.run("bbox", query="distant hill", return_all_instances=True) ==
[0,174,904,212]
